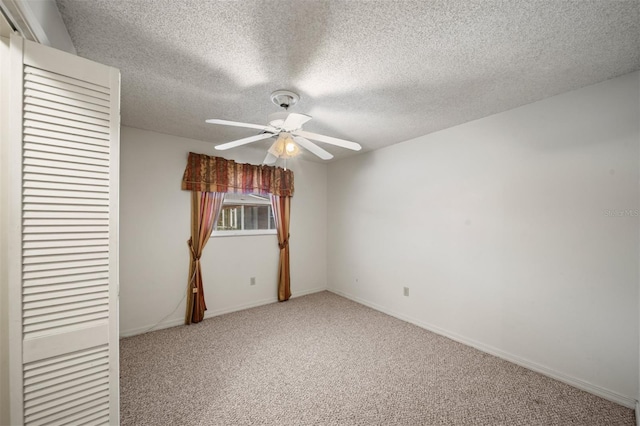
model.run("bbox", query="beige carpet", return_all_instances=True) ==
[120,291,634,425]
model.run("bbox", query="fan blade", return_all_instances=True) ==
[206,118,270,131]
[282,113,312,131]
[215,133,273,150]
[293,130,361,151]
[263,151,278,165]
[293,136,333,160]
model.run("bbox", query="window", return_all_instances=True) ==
[214,193,276,236]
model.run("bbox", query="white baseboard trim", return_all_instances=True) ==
[202,286,326,320]
[120,316,184,338]
[119,286,327,338]
[328,288,636,409]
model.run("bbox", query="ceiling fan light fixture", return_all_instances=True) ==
[268,133,300,159]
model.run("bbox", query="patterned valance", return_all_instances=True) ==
[181,152,294,197]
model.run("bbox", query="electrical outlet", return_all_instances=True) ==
[250,277,256,286]
[403,287,409,297]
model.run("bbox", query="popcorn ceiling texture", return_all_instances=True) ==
[119,291,634,425]
[56,0,640,160]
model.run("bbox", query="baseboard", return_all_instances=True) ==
[203,286,326,319]
[120,316,184,338]
[120,286,327,338]
[328,288,636,409]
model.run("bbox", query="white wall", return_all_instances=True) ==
[119,127,327,336]
[327,72,640,407]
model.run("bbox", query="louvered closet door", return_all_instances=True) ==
[9,35,120,425]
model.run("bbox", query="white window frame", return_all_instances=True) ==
[213,194,277,237]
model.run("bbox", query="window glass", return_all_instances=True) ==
[217,205,241,231]
[213,194,276,236]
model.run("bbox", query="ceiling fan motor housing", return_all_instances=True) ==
[268,111,289,128]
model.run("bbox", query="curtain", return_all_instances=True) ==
[182,152,294,196]
[186,191,225,324]
[181,152,295,323]
[271,195,292,302]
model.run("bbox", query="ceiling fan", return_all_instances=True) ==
[206,90,362,165]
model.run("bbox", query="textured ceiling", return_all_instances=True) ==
[55,0,640,161]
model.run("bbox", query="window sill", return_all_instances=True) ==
[213,230,277,237]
